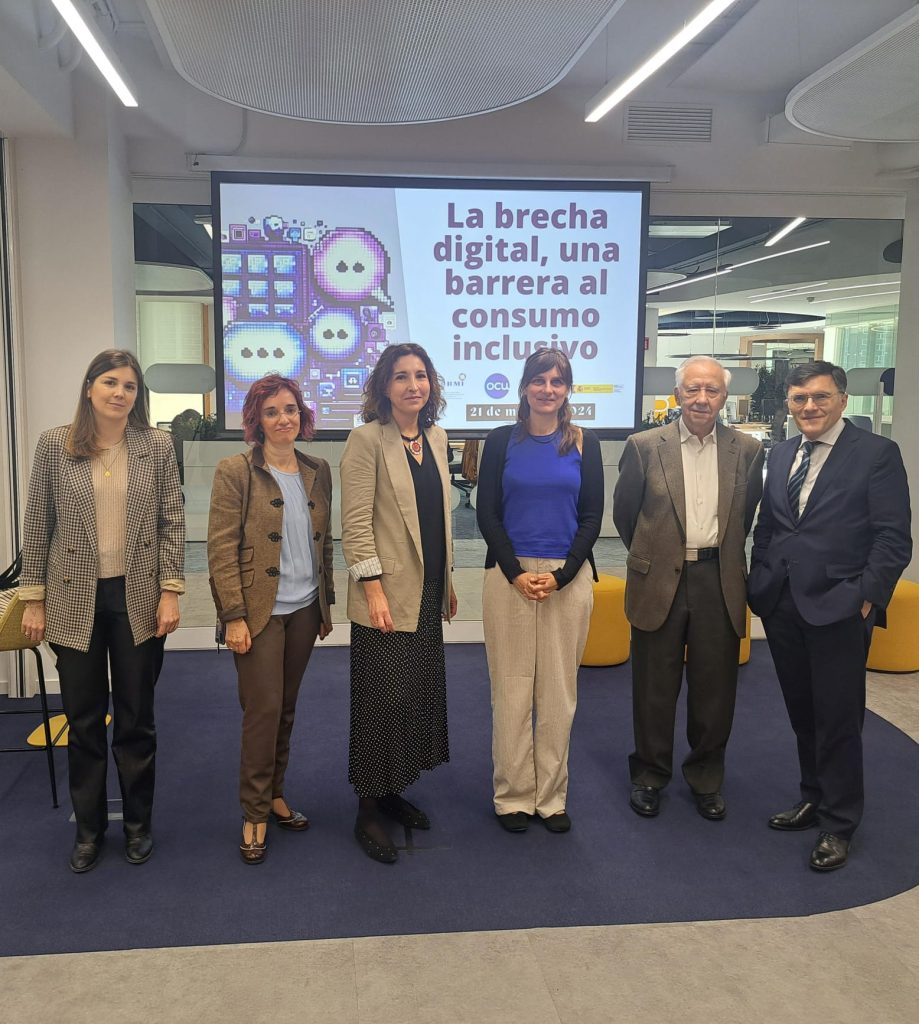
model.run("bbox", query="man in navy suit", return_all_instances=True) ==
[748,361,911,871]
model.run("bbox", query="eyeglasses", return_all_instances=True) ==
[680,385,724,398]
[787,391,844,409]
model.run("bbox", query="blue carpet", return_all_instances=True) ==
[1,642,917,956]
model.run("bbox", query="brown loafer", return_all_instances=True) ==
[270,807,310,831]
[240,821,267,865]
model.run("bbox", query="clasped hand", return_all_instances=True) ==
[513,572,558,602]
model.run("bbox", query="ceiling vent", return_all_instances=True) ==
[625,105,713,142]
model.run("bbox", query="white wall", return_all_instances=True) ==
[14,74,136,456]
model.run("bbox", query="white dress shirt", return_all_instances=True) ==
[787,416,846,517]
[679,418,719,553]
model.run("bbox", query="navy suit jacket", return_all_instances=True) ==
[748,420,911,628]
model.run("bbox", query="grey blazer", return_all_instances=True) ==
[340,419,453,632]
[613,420,764,637]
[21,425,186,652]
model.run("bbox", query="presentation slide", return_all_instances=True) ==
[213,173,648,436]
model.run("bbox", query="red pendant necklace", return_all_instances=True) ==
[401,430,423,455]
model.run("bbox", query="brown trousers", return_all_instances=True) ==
[235,600,321,821]
[628,559,740,795]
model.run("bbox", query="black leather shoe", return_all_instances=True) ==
[630,785,660,817]
[354,823,398,863]
[810,832,849,872]
[694,791,726,821]
[124,833,153,865]
[541,811,571,833]
[378,793,430,830]
[769,801,818,831]
[70,839,104,874]
[496,811,530,832]
[270,807,310,831]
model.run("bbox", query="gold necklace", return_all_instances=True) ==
[98,440,125,478]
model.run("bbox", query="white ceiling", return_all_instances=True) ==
[1,0,915,319]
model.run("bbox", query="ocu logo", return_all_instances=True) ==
[484,373,510,398]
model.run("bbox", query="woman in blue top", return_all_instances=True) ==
[477,350,603,834]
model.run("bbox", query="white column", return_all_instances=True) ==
[891,182,919,580]
[7,73,134,691]
[13,74,135,457]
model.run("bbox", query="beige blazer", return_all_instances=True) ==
[613,420,764,637]
[340,420,453,632]
[207,446,334,640]
[21,425,185,652]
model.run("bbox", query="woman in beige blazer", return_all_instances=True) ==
[21,350,185,873]
[340,343,456,864]
[208,374,334,865]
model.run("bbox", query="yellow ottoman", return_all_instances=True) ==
[867,579,919,672]
[581,574,629,666]
[739,605,753,666]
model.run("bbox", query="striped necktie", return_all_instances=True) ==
[787,440,814,521]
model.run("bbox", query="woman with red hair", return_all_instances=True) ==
[208,374,334,864]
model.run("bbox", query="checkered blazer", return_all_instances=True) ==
[21,425,186,652]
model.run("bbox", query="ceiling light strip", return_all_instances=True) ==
[647,267,733,295]
[729,239,830,270]
[585,0,737,123]
[764,217,806,247]
[816,290,900,304]
[750,280,900,303]
[647,240,830,296]
[749,282,829,300]
[50,0,138,107]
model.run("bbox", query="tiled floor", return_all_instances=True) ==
[2,667,917,1023]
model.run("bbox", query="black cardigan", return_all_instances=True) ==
[476,424,604,589]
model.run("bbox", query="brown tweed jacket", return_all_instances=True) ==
[21,425,186,652]
[613,419,764,637]
[207,446,334,640]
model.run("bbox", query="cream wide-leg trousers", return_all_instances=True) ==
[483,557,593,817]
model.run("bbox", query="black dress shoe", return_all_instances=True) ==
[629,785,660,817]
[270,807,310,831]
[70,839,104,874]
[810,832,849,872]
[354,823,398,864]
[378,793,430,830]
[541,811,571,833]
[694,791,726,821]
[124,833,154,865]
[496,811,530,832]
[768,801,818,831]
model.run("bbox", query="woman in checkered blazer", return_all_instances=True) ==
[20,350,185,874]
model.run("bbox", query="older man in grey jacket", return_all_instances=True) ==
[613,357,763,821]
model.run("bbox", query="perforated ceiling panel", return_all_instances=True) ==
[144,0,622,124]
[785,6,919,142]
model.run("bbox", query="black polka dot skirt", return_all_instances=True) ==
[348,578,449,798]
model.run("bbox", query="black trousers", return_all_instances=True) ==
[51,577,165,843]
[629,558,740,794]
[762,581,875,840]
